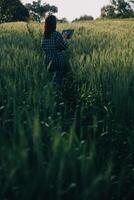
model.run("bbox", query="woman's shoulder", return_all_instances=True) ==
[54,31,62,37]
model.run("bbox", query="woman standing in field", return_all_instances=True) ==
[41,15,68,85]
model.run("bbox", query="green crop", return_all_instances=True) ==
[0,20,134,200]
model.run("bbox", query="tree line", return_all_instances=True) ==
[0,0,58,23]
[0,0,134,23]
[101,0,134,19]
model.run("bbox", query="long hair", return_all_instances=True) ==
[44,15,57,39]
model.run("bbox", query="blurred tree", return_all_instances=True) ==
[25,0,58,21]
[101,5,116,18]
[73,15,94,22]
[101,0,134,18]
[111,0,134,17]
[0,0,29,23]
[58,17,68,23]
[101,6,107,18]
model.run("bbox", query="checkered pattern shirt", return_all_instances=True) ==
[41,31,68,72]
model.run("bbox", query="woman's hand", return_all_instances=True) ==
[63,32,68,40]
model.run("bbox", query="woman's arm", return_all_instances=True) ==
[56,32,68,51]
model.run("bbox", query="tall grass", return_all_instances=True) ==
[0,20,134,200]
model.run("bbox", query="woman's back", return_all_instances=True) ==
[42,31,68,53]
[41,31,68,72]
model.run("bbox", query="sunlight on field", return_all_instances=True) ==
[0,19,134,200]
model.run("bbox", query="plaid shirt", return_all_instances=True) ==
[41,31,68,72]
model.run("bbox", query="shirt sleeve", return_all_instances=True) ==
[56,32,68,51]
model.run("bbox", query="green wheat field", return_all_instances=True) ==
[0,20,134,200]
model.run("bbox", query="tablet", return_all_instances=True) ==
[62,29,74,39]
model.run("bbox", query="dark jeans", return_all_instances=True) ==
[48,70,65,86]
[47,62,65,85]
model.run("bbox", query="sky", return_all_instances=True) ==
[22,0,110,21]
